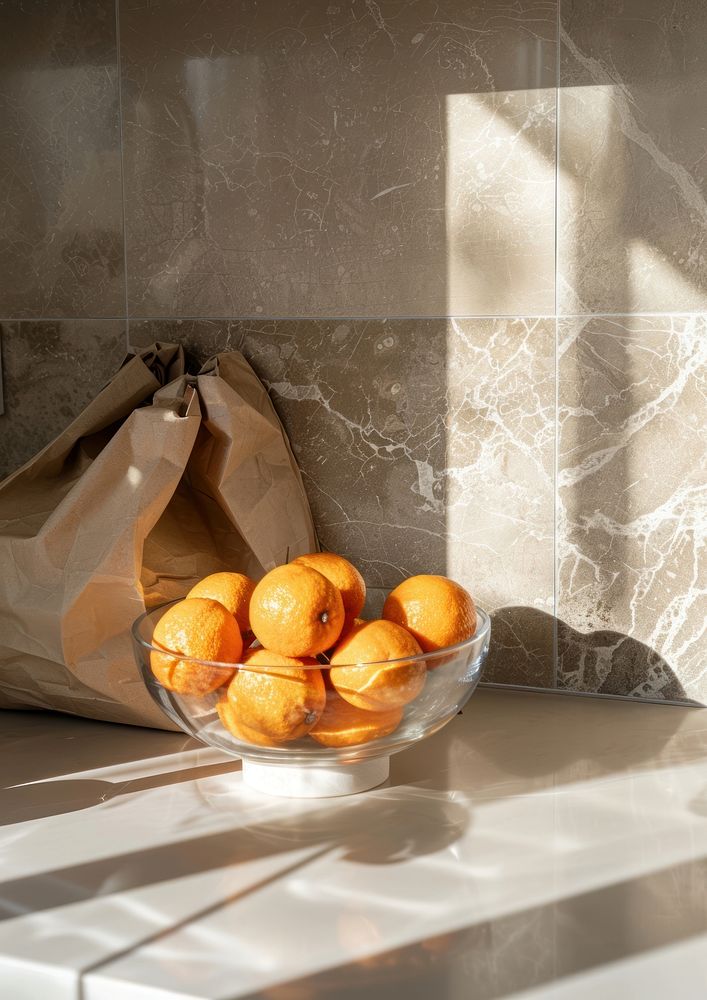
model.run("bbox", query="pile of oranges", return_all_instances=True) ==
[150,553,477,749]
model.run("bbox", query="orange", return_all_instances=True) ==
[329,619,426,711]
[383,575,476,653]
[187,572,256,632]
[310,689,403,747]
[292,552,366,623]
[250,563,345,657]
[322,616,367,661]
[217,697,279,747]
[150,597,242,696]
[226,648,326,743]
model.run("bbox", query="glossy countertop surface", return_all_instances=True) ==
[1,689,707,999]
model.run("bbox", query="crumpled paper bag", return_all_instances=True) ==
[0,343,317,729]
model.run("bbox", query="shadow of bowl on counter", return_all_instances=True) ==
[0,693,473,921]
[237,785,471,868]
[0,783,470,923]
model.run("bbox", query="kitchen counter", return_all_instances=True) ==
[1,689,707,999]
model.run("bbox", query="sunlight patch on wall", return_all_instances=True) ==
[629,239,705,313]
[445,90,555,317]
[558,84,706,313]
[443,318,554,614]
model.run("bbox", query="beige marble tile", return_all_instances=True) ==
[557,315,707,702]
[558,0,707,314]
[445,88,556,317]
[120,0,556,318]
[0,1,124,318]
[443,317,555,632]
[131,317,555,687]
[0,322,128,481]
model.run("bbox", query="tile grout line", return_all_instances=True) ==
[554,0,560,321]
[552,7,561,912]
[0,312,704,325]
[480,682,701,710]
[114,0,130,348]
[553,0,561,690]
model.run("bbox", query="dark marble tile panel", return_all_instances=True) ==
[0,1,125,318]
[121,0,556,318]
[0,321,127,480]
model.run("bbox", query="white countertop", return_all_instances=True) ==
[1,689,707,1000]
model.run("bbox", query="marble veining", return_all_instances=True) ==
[0,0,704,703]
[120,0,556,317]
[558,0,707,314]
[131,316,555,688]
[0,0,124,317]
[558,315,707,701]
[0,322,128,481]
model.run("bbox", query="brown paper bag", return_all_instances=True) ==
[0,343,317,729]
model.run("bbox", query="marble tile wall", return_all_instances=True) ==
[119,0,556,318]
[558,0,707,314]
[557,315,706,703]
[130,317,557,688]
[0,1,124,318]
[0,1,704,703]
[0,321,128,477]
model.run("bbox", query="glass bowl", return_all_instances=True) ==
[131,588,490,798]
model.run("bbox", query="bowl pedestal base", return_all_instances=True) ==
[242,755,390,798]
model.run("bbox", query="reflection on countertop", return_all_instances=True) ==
[1,689,706,999]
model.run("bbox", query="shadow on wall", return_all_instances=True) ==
[484,607,694,704]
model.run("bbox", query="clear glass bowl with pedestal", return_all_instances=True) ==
[132,587,490,798]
